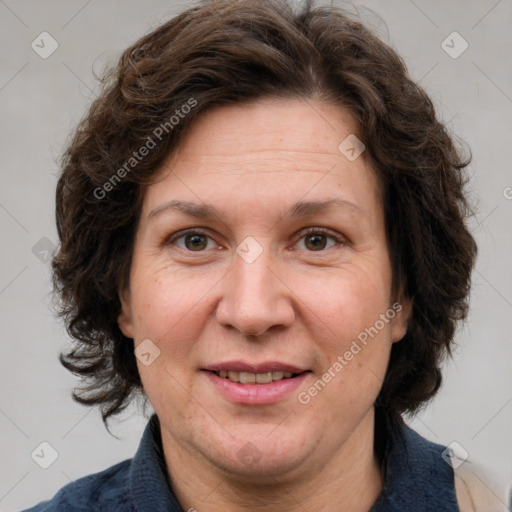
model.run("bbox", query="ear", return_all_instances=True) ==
[118,285,135,339]
[390,295,412,343]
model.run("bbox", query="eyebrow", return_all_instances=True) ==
[148,198,362,221]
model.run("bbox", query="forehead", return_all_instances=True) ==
[169,96,362,159]
[142,97,381,218]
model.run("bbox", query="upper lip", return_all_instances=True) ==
[202,360,309,374]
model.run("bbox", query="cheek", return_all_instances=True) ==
[300,264,394,384]
[130,266,206,337]
[300,262,391,333]
[130,271,208,407]
[127,281,207,391]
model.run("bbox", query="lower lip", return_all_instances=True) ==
[203,371,310,405]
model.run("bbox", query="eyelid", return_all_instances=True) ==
[297,226,347,245]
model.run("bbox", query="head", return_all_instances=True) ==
[53,0,476,473]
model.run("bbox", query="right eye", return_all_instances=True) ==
[165,229,219,252]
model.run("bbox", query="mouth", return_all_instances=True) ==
[211,370,307,384]
[201,361,311,404]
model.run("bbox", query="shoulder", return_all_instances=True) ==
[21,458,133,512]
[381,419,509,512]
[452,458,509,512]
[401,424,509,511]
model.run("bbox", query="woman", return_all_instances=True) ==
[23,0,505,510]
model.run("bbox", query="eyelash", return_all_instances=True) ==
[165,227,347,253]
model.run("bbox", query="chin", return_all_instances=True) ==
[201,425,313,480]
[219,449,307,482]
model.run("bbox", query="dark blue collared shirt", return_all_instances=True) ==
[23,413,459,511]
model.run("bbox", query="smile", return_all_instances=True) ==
[214,370,301,384]
[204,370,311,405]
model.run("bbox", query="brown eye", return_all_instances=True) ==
[184,233,208,251]
[295,228,345,252]
[305,233,328,251]
[166,229,215,252]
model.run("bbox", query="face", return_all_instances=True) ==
[118,97,409,481]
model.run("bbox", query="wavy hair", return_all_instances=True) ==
[52,0,477,428]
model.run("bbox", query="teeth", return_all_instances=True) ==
[228,371,239,381]
[240,372,256,384]
[256,372,273,384]
[216,370,297,383]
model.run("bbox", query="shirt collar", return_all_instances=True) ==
[129,413,183,512]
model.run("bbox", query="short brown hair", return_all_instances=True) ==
[52,0,477,428]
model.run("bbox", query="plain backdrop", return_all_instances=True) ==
[1,1,511,510]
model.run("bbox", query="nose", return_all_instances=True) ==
[215,240,295,337]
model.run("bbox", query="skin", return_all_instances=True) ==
[118,97,411,512]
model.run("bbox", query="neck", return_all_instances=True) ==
[161,408,383,512]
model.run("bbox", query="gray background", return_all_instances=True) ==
[1,0,511,510]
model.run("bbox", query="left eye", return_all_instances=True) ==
[294,228,344,251]
[168,228,345,252]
